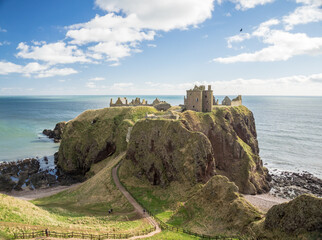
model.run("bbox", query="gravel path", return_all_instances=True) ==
[112,164,161,239]
[244,193,289,212]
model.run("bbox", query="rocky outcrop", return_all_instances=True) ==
[181,106,270,194]
[56,107,158,176]
[126,119,215,186]
[264,194,322,233]
[43,121,66,143]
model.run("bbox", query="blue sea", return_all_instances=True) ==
[0,95,321,178]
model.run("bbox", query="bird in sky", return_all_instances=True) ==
[240,28,243,32]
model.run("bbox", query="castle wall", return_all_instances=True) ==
[231,100,242,106]
[202,90,213,112]
[186,90,203,112]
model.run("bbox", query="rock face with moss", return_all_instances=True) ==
[181,106,270,194]
[56,107,157,176]
[264,194,322,233]
[126,119,215,186]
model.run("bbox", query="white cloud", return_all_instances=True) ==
[86,82,97,88]
[144,73,322,96]
[16,42,91,65]
[0,41,10,46]
[214,30,322,63]
[227,33,251,48]
[112,82,133,88]
[214,2,322,64]
[0,27,7,33]
[58,79,66,82]
[0,61,22,75]
[0,61,77,78]
[283,3,322,30]
[64,0,215,64]
[147,44,157,48]
[230,0,274,10]
[89,77,105,81]
[94,0,214,31]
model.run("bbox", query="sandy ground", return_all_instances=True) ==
[243,193,289,212]
[0,184,80,201]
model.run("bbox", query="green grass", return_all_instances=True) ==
[0,153,152,237]
[145,230,201,239]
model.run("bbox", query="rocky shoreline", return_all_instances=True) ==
[269,170,322,199]
[0,155,83,193]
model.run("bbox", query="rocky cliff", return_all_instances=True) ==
[181,106,270,194]
[126,119,216,186]
[56,106,158,176]
[56,105,269,194]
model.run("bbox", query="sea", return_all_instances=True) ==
[0,95,321,178]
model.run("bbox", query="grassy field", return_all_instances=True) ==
[0,153,152,238]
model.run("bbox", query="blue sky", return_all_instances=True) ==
[0,0,322,95]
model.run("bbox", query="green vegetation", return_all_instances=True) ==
[0,153,152,237]
[145,230,201,239]
[57,106,158,174]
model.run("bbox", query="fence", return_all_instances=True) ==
[116,164,244,240]
[14,227,156,240]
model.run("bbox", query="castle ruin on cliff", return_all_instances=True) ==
[110,97,171,111]
[183,85,242,112]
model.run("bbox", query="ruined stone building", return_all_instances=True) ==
[110,97,171,111]
[184,85,242,112]
[222,95,242,106]
[184,85,213,112]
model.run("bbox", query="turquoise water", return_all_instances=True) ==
[0,95,321,178]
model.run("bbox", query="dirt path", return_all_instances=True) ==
[112,164,161,239]
[244,193,289,212]
[0,184,81,201]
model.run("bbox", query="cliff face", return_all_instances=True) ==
[126,119,215,186]
[57,105,269,194]
[56,107,157,175]
[181,106,270,194]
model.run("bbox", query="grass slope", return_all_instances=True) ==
[0,153,151,237]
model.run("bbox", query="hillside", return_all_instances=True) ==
[0,153,152,237]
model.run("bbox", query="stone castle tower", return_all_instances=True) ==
[184,85,213,112]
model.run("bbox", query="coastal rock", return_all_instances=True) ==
[269,171,322,199]
[43,121,66,143]
[264,194,322,233]
[181,106,270,194]
[126,119,215,186]
[29,172,57,189]
[0,174,16,192]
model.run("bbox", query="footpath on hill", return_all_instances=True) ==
[112,164,161,239]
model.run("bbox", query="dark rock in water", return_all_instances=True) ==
[265,194,322,233]
[43,121,66,143]
[0,174,16,192]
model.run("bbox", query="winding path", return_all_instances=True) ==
[112,164,161,239]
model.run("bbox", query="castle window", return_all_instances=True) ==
[196,98,198,102]
[193,105,195,108]
[205,95,207,98]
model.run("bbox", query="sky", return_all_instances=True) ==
[0,0,322,96]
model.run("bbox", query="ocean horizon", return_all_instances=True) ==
[1,95,321,178]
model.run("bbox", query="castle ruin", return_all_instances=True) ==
[184,85,242,112]
[110,97,171,111]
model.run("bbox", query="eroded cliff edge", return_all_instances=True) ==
[56,105,270,194]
